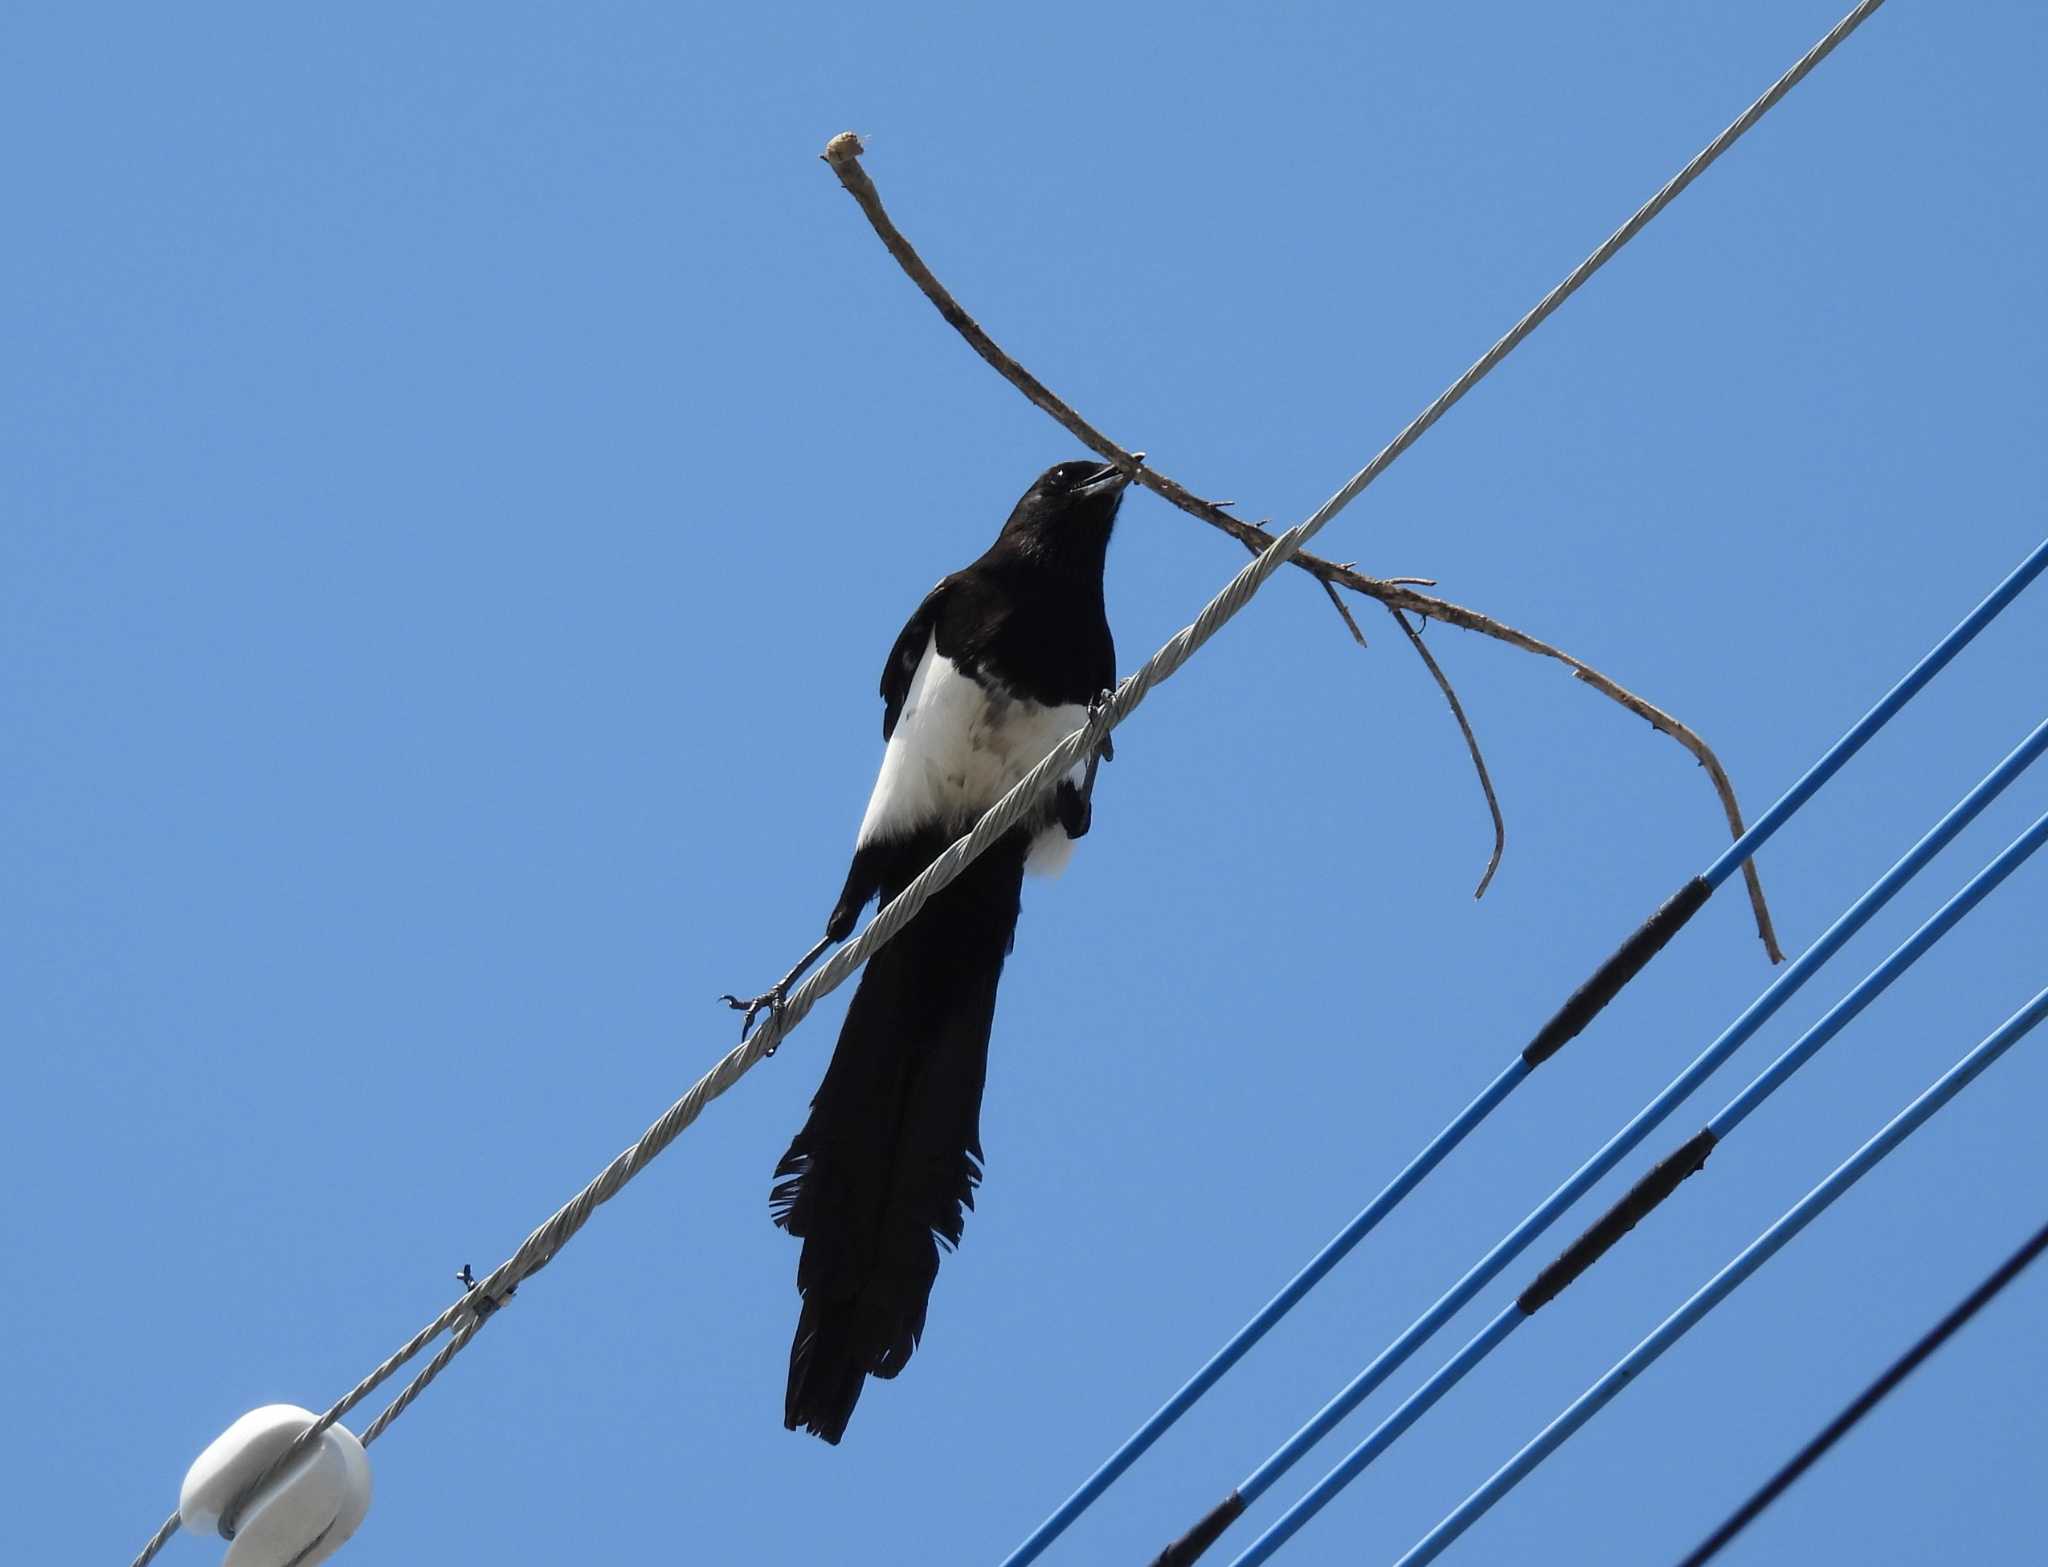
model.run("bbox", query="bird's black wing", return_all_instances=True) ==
[879,580,950,742]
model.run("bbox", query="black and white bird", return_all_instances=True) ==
[727,456,1135,1443]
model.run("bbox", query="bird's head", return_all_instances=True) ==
[998,455,1143,564]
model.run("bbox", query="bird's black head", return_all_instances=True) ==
[997,455,1142,568]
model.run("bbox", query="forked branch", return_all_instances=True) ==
[822,132,1780,962]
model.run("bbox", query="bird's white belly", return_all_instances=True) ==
[856,636,1088,876]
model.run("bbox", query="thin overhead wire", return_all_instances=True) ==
[1389,983,2048,1567]
[128,3,1900,1561]
[1017,541,2048,1567]
[1220,797,2048,1566]
[1148,712,2048,1564]
[1677,1215,2048,1566]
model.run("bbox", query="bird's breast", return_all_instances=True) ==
[856,636,1088,873]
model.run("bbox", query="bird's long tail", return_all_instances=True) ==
[772,827,1029,1443]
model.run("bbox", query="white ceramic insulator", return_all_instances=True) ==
[179,1405,373,1567]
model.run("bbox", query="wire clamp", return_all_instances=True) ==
[454,1263,514,1320]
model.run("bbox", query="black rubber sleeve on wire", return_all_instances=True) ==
[1518,1128,1720,1315]
[1148,1490,1246,1567]
[1523,876,1713,1067]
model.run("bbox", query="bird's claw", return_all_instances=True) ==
[721,933,836,1054]
[1088,688,1115,763]
[720,985,787,1050]
[1058,689,1118,840]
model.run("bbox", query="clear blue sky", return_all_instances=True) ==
[6,4,2044,1564]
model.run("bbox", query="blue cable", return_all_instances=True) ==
[1226,793,2048,1566]
[1220,721,2048,1528]
[999,540,2048,1567]
[1392,982,2048,1567]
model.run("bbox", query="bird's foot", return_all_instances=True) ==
[720,932,838,1053]
[719,984,789,1050]
[1089,687,1116,764]
[1059,689,1117,839]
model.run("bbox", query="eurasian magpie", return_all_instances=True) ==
[727,456,1135,1443]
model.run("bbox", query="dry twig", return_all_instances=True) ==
[1390,607,1507,898]
[821,132,1780,961]
[1321,577,1371,649]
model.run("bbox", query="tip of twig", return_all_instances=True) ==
[823,131,865,166]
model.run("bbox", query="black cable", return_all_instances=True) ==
[1679,1216,2048,1566]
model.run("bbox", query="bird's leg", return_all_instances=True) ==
[721,862,874,1046]
[721,932,834,1045]
[1056,688,1117,841]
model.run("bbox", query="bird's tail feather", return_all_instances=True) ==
[773,827,1027,1443]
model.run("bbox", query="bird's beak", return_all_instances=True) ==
[1079,452,1145,496]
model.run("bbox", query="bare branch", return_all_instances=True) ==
[822,131,1781,962]
[1390,607,1506,898]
